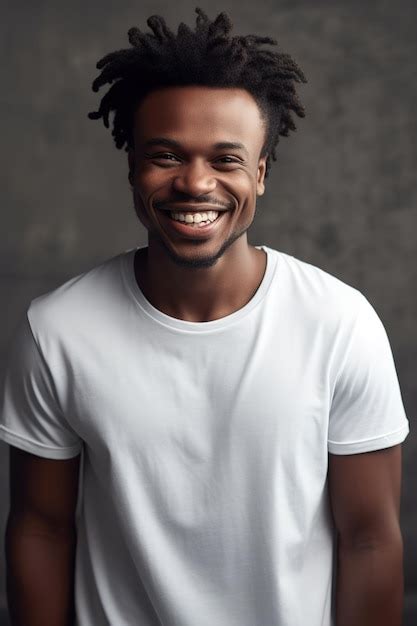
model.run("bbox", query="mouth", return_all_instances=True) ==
[157,207,229,238]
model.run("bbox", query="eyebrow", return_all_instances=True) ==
[143,137,249,158]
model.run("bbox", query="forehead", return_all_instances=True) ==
[132,86,265,150]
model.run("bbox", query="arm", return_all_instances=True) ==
[5,446,81,626]
[328,444,404,626]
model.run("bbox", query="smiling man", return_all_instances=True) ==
[128,85,270,323]
[1,7,409,626]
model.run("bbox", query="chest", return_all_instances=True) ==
[65,328,331,479]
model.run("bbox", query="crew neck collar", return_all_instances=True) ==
[121,244,278,333]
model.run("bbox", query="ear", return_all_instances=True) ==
[128,149,135,186]
[256,155,267,196]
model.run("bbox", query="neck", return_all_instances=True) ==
[134,240,266,323]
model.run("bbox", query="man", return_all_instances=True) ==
[1,7,409,626]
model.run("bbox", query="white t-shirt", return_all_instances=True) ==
[0,244,409,626]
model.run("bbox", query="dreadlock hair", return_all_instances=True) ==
[88,7,307,179]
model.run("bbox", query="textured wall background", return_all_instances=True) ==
[1,0,416,623]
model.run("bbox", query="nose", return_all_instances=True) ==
[172,160,217,197]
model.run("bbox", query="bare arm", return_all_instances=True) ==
[5,446,81,626]
[334,536,403,626]
[328,444,404,626]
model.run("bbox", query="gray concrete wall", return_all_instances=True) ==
[1,1,416,623]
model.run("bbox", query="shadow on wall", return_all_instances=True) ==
[0,608,9,626]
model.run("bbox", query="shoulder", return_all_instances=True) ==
[273,248,365,332]
[27,249,131,348]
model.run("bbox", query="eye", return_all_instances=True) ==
[146,153,241,165]
[151,153,179,162]
[218,157,239,164]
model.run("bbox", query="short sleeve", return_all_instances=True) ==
[0,311,83,459]
[328,294,410,454]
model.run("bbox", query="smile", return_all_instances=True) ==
[169,209,220,226]
[158,208,228,239]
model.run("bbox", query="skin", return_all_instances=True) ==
[127,85,268,322]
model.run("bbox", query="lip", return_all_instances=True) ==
[161,204,229,212]
[158,208,229,239]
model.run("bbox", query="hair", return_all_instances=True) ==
[88,7,307,179]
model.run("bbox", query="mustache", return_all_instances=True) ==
[155,197,233,210]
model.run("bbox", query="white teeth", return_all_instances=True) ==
[169,210,219,224]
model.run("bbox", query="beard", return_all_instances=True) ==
[131,186,253,270]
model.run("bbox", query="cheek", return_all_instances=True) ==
[135,165,161,188]
[132,185,149,216]
[226,172,258,204]
[133,169,164,204]
[227,168,257,188]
